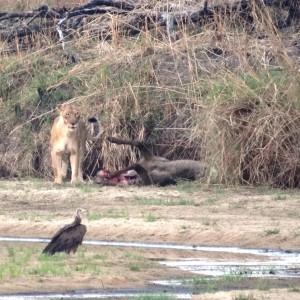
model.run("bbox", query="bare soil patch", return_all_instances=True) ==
[0,180,299,299]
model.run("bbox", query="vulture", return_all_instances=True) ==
[43,208,87,255]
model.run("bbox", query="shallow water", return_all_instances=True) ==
[1,237,300,279]
[160,258,300,278]
[1,236,298,257]
[0,288,192,300]
[0,237,299,299]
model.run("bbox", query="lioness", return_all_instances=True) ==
[50,103,101,184]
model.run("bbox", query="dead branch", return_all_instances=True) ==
[0,0,297,46]
[0,24,54,42]
[72,0,136,11]
[0,5,60,21]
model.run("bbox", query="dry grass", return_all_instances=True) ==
[0,1,299,187]
[0,0,86,11]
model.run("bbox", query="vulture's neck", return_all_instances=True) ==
[74,215,81,225]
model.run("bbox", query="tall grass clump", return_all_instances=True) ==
[0,1,299,187]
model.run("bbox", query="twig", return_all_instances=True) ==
[56,15,68,50]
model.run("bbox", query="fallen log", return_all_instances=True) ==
[0,24,54,42]
[72,0,136,11]
[0,5,60,21]
[0,0,297,46]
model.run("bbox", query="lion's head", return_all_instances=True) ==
[58,104,81,131]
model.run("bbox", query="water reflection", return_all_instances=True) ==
[1,237,300,279]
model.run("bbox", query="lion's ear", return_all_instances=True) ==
[57,104,63,112]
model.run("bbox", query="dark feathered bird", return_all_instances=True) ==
[43,208,87,255]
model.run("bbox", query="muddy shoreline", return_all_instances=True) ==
[0,180,299,299]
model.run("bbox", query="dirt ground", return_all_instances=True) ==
[0,179,299,299]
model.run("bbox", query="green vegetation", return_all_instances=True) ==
[267,267,277,275]
[105,209,129,219]
[200,217,217,227]
[171,181,199,193]
[77,183,101,193]
[123,251,143,261]
[17,214,38,221]
[129,264,141,272]
[179,225,190,230]
[0,244,156,283]
[293,229,300,237]
[0,246,105,281]
[0,1,298,189]
[134,296,176,300]
[233,293,256,300]
[144,213,161,222]
[201,195,221,206]
[135,196,194,206]
[257,186,299,197]
[30,256,71,276]
[288,286,300,292]
[87,209,129,220]
[185,275,297,295]
[263,228,280,236]
[190,274,247,294]
[255,280,271,291]
[87,211,103,221]
[271,194,287,201]
[229,201,247,209]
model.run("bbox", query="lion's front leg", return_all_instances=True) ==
[70,152,79,184]
[61,154,69,180]
[78,141,85,183]
[78,164,84,183]
[51,150,63,184]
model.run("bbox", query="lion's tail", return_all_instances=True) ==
[87,118,102,141]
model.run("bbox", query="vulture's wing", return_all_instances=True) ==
[43,224,87,255]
